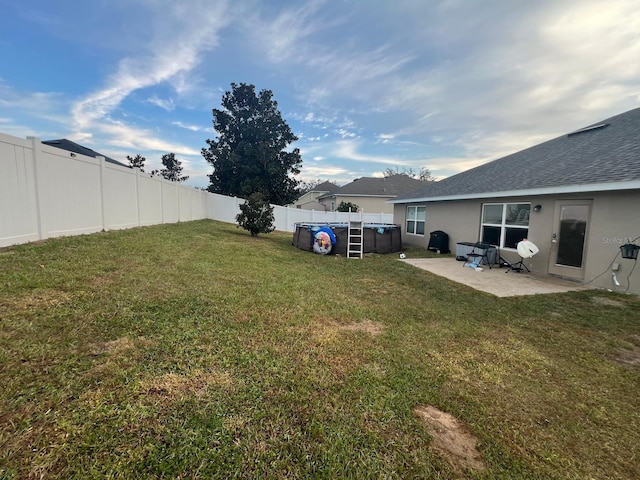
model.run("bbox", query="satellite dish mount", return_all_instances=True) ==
[504,239,539,273]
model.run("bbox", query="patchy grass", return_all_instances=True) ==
[1,219,639,479]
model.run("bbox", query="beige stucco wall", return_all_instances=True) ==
[291,191,328,210]
[394,190,640,295]
[397,199,482,250]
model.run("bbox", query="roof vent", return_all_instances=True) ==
[567,123,609,137]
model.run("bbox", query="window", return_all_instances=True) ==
[406,206,425,235]
[481,203,530,249]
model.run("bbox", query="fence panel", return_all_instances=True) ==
[0,136,40,246]
[37,145,103,238]
[1,133,395,247]
[103,161,139,230]
[138,175,163,226]
[190,189,207,220]
[207,193,241,224]
[161,181,180,224]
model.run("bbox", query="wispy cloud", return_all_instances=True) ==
[147,95,175,111]
[245,0,331,64]
[332,140,410,167]
[98,121,201,156]
[172,121,205,132]
[71,0,230,131]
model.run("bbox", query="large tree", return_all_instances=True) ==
[202,83,302,205]
[151,153,189,182]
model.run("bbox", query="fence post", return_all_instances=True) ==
[135,167,141,227]
[160,177,165,224]
[176,183,180,222]
[286,205,290,232]
[97,156,106,231]
[28,137,44,241]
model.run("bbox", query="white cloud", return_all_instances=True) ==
[172,121,205,132]
[98,121,201,156]
[332,140,407,166]
[148,95,175,111]
[337,129,356,139]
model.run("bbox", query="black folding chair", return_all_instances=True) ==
[463,242,494,269]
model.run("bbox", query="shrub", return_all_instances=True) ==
[236,192,275,236]
[337,201,359,212]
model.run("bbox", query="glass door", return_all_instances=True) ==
[548,201,591,279]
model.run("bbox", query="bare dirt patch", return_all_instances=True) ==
[0,289,71,314]
[142,370,234,400]
[413,405,486,473]
[591,296,626,307]
[337,320,386,336]
[615,335,640,369]
[91,336,153,356]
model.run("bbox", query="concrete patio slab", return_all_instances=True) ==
[401,258,591,297]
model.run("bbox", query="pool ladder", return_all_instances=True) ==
[347,219,363,259]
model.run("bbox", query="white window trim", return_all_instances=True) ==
[406,205,426,236]
[481,203,530,250]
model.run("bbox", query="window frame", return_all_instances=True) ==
[406,205,426,236]
[480,202,530,249]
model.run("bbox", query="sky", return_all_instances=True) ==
[1,0,640,190]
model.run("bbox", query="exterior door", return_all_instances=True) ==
[548,200,591,279]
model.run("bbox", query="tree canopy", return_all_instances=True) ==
[297,179,325,196]
[127,154,146,172]
[383,167,434,182]
[202,83,302,205]
[151,153,189,182]
[337,201,359,213]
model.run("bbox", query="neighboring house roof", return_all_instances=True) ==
[391,108,640,203]
[312,181,340,193]
[43,139,128,168]
[319,175,425,199]
[290,181,339,207]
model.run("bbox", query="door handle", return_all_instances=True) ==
[552,232,557,244]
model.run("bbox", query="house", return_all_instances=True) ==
[290,181,339,210]
[390,108,640,295]
[318,174,425,214]
[42,139,128,167]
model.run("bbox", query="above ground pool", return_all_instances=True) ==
[292,222,402,255]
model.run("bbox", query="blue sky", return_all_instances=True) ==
[1,0,639,189]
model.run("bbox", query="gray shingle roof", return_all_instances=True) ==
[43,139,128,168]
[313,181,339,193]
[393,108,640,203]
[321,174,425,199]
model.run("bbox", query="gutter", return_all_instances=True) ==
[388,180,640,204]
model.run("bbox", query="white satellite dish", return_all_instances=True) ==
[516,239,539,258]
[505,239,539,273]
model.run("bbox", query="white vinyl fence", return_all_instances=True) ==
[0,133,392,248]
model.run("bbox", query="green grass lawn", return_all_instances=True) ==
[1,219,639,479]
